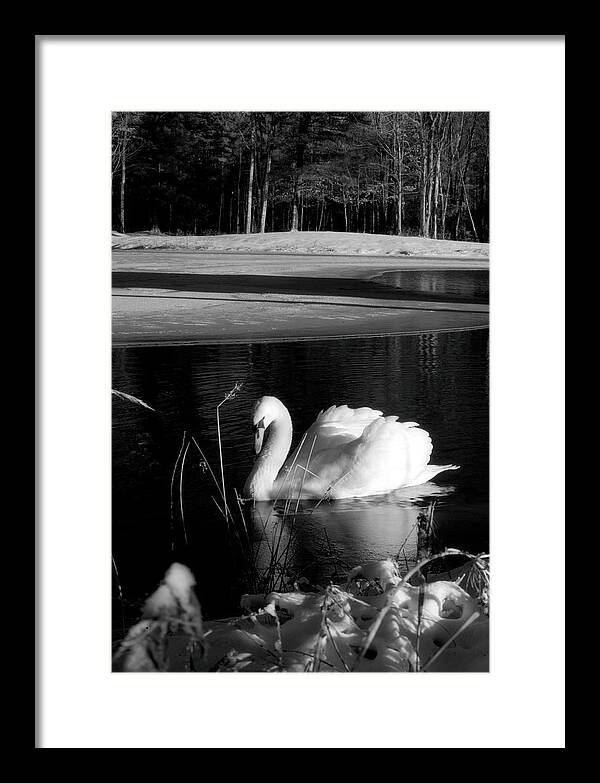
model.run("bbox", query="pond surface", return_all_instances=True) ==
[113,268,488,305]
[371,269,489,303]
[112,329,488,630]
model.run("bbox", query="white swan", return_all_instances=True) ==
[243,396,458,501]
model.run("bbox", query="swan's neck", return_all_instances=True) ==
[244,406,293,500]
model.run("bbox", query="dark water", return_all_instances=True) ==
[113,268,488,305]
[372,269,489,303]
[112,329,488,629]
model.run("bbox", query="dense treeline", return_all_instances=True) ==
[112,111,488,242]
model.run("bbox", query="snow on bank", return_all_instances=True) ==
[114,557,489,673]
[112,230,489,258]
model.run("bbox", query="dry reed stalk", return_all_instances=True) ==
[309,470,353,513]
[414,573,426,671]
[306,588,332,672]
[215,381,244,527]
[169,431,187,550]
[293,436,318,514]
[112,554,125,638]
[264,432,308,526]
[190,436,230,530]
[112,389,156,411]
[179,440,191,546]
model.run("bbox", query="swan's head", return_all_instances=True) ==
[251,396,284,455]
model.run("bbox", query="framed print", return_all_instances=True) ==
[37,35,565,748]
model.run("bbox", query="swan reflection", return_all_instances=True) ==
[246,482,456,588]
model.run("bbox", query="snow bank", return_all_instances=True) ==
[114,557,489,673]
[112,230,489,258]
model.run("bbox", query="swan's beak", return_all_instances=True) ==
[253,418,265,455]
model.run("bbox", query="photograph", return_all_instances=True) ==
[110,110,490,673]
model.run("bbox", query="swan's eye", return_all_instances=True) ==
[253,417,266,433]
[252,417,266,456]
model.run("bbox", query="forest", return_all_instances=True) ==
[112,111,489,242]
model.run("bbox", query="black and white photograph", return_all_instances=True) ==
[110,110,490,673]
[37,36,564,748]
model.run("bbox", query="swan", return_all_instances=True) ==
[243,396,458,501]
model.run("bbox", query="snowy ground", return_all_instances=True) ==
[112,230,489,258]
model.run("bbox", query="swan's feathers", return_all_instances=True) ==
[314,404,384,439]
[284,405,382,470]
[316,404,383,422]
[283,404,435,496]
[333,416,435,495]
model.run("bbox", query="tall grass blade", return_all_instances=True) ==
[179,440,191,546]
[169,432,187,551]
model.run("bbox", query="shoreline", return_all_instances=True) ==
[112,242,489,345]
[113,248,488,263]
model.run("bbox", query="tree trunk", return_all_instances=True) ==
[425,120,436,237]
[419,112,443,238]
[396,147,402,235]
[119,113,129,233]
[290,192,299,231]
[218,162,225,234]
[259,144,272,233]
[420,117,429,237]
[394,118,403,236]
[460,169,479,241]
[454,115,477,239]
[433,145,442,239]
[236,146,242,234]
[290,113,311,231]
[440,179,447,240]
[372,191,376,233]
[245,133,255,234]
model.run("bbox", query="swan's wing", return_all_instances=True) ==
[320,417,436,497]
[282,405,383,475]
